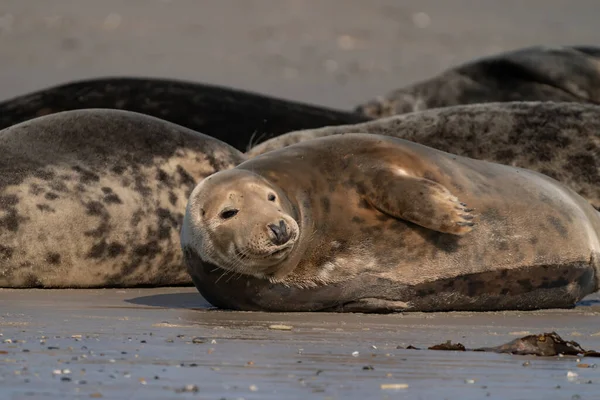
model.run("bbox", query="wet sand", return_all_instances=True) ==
[2,288,600,399]
[3,1,600,399]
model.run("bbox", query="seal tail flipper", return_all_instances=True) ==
[361,168,476,235]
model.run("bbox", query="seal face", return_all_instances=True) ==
[0,109,245,288]
[182,170,300,279]
[183,133,600,313]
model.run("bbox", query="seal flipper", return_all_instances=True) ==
[362,168,475,235]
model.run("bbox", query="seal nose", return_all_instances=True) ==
[268,220,290,245]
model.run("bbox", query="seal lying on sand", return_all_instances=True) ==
[248,101,600,210]
[0,109,244,288]
[0,77,369,151]
[355,46,600,118]
[182,133,600,313]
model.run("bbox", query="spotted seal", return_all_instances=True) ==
[355,45,600,118]
[0,109,245,288]
[0,77,369,151]
[182,133,600,313]
[248,101,600,210]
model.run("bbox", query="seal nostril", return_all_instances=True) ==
[278,219,287,238]
[268,219,290,245]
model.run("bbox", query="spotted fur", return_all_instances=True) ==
[355,45,600,118]
[0,109,245,288]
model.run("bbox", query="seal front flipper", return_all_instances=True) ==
[362,168,475,235]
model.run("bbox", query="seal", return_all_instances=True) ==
[355,45,600,118]
[0,77,369,151]
[0,108,245,288]
[182,133,600,313]
[247,101,600,210]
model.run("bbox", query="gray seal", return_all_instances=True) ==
[0,77,369,151]
[355,45,600,118]
[0,109,244,288]
[182,133,600,313]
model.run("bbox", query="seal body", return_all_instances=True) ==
[0,109,245,288]
[0,77,369,151]
[248,101,600,210]
[183,133,600,313]
[355,45,600,118]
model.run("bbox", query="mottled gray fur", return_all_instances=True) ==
[355,46,600,118]
[0,109,245,288]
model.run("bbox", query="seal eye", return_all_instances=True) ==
[268,193,276,202]
[220,209,239,220]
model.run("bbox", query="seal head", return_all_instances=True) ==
[182,170,300,279]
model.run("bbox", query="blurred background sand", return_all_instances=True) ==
[1,0,599,109]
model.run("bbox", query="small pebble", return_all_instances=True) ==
[351,351,359,357]
[192,337,205,344]
[176,384,199,393]
[465,379,476,384]
[522,361,530,367]
[89,393,103,398]
[567,371,579,382]
[249,384,258,391]
[268,324,293,331]
[381,383,409,390]
[61,377,72,382]
[363,365,374,370]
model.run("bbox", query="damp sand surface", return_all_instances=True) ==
[1,288,600,399]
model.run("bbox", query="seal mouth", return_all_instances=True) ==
[269,246,291,257]
[267,228,299,259]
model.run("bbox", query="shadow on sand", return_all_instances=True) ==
[125,292,214,309]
